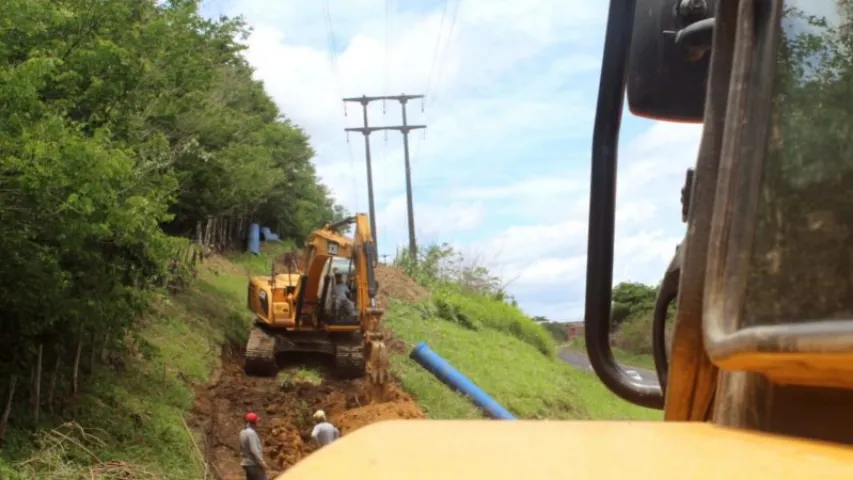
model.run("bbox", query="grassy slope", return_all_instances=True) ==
[385,293,661,421]
[1,243,660,478]
[0,243,287,478]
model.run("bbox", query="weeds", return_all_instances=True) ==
[13,423,164,480]
[394,243,557,357]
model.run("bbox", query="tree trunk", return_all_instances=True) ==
[47,351,61,413]
[0,375,18,442]
[221,216,226,250]
[88,331,97,373]
[196,220,204,263]
[203,217,212,247]
[28,363,34,412]
[33,344,42,428]
[71,338,82,395]
[212,217,219,251]
[237,215,247,250]
[100,333,109,364]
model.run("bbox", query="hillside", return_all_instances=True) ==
[0,243,660,478]
[195,245,661,476]
[0,1,662,477]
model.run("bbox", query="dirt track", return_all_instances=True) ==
[192,265,428,478]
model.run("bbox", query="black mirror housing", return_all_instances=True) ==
[627,0,716,123]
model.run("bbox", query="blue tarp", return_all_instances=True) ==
[260,226,280,242]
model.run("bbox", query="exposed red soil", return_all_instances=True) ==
[375,264,429,308]
[192,346,424,479]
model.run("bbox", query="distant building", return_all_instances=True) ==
[566,322,584,341]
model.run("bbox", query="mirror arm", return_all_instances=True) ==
[586,0,665,411]
[665,17,716,61]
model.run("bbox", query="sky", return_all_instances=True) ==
[198,0,704,321]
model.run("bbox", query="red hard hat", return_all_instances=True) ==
[245,412,259,423]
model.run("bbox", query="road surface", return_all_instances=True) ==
[558,348,659,385]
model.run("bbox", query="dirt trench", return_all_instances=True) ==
[192,345,425,479]
[191,263,430,479]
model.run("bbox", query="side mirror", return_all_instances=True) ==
[627,0,716,122]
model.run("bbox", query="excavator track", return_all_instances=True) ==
[334,341,366,379]
[244,324,278,377]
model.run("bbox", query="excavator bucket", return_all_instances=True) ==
[367,337,390,384]
[364,306,390,386]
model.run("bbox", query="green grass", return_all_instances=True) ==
[227,240,296,275]
[386,300,662,421]
[430,287,557,357]
[3,243,661,478]
[1,265,251,479]
[565,336,656,371]
[278,368,324,389]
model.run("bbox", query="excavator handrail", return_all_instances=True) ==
[584,0,664,410]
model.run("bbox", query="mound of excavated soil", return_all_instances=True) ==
[375,264,428,308]
[192,347,424,479]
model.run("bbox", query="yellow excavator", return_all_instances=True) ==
[278,0,853,477]
[244,213,388,384]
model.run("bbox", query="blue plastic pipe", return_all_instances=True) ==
[261,226,281,242]
[409,341,516,420]
[247,223,261,255]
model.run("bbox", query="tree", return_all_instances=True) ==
[0,0,343,441]
[610,282,657,325]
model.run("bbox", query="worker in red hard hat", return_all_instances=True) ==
[240,412,270,480]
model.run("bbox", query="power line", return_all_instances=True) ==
[429,0,462,109]
[321,0,346,110]
[345,136,361,211]
[344,94,426,259]
[424,0,449,99]
[384,0,393,100]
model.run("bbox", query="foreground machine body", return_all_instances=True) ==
[278,0,853,477]
[244,213,388,383]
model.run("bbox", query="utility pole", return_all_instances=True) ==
[344,94,426,260]
[343,95,381,255]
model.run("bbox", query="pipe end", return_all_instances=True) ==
[409,341,428,359]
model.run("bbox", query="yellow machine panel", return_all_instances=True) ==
[278,421,853,479]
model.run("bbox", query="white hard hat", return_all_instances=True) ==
[313,410,326,421]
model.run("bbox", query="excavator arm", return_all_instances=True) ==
[347,214,389,386]
[316,214,389,386]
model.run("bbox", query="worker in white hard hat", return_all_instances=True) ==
[310,409,340,448]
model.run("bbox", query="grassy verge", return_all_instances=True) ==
[565,337,656,371]
[0,242,295,479]
[2,272,248,479]
[386,300,661,421]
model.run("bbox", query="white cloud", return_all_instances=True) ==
[208,0,705,321]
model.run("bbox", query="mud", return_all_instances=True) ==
[375,264,428,308]
[193,346,424,479]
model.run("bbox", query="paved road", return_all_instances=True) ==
[558,348,659,385]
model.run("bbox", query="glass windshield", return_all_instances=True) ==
[331,257,352,275]
[741,0,853,327]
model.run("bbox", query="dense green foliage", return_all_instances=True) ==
[0,0,341,446]
[394,244,556,357]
